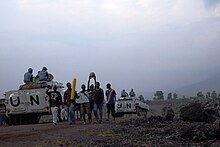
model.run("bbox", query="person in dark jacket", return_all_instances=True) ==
[46,85,63,125]
[63,82,77,125]
[93,82,104,123]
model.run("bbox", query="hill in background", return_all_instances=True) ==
[141,73,220,100]
[173,73,220,98]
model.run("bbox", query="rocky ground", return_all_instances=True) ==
[1,99,220,147]
[113,117,220,146]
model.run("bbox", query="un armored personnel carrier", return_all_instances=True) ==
[115,96,149,117]
[0,81,64,125]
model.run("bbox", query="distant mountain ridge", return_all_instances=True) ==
[141,74,220,100]
[172,74,220,97]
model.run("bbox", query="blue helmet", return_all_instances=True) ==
[28,68,33,73]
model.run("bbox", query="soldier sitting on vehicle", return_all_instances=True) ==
[121,89,128,97]
[129,89,136,97]
[20,67,54,90]
[37,67,54,82]
[24,68,33,84]
[38,67,49,81]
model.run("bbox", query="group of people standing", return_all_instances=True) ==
[47,81,117,125]
[24,69,136,125]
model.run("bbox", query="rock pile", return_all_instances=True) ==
[162,106,175,121]
[112,116,220,146]
[180,102,218,122]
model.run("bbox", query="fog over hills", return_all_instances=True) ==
[141,73,220,100]
[173,73,220,98]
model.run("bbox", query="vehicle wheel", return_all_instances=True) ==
[1,115,11,125]
[9,115,20,125]
[32,115,41,123]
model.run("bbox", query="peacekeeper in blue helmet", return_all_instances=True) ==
[38,67,54,82]
[38,67,48,81]
[24,68,33,84]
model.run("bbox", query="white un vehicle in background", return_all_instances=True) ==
[0,81,64,125]
[115,96,149,118]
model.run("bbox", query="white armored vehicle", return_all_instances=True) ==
[115,96,149,117]
[0,81,64,125]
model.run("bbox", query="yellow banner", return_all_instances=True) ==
[70,78,76,100]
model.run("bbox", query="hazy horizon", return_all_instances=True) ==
[1,0,220,98]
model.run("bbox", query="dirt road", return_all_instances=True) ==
[0,120,121,147]
[0,101,160,147]
[1,101,220,147]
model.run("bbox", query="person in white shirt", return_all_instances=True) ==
[76,84,91,124]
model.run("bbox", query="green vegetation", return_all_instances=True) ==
[153,91,164,100]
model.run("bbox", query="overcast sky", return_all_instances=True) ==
[0,0,220,98]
